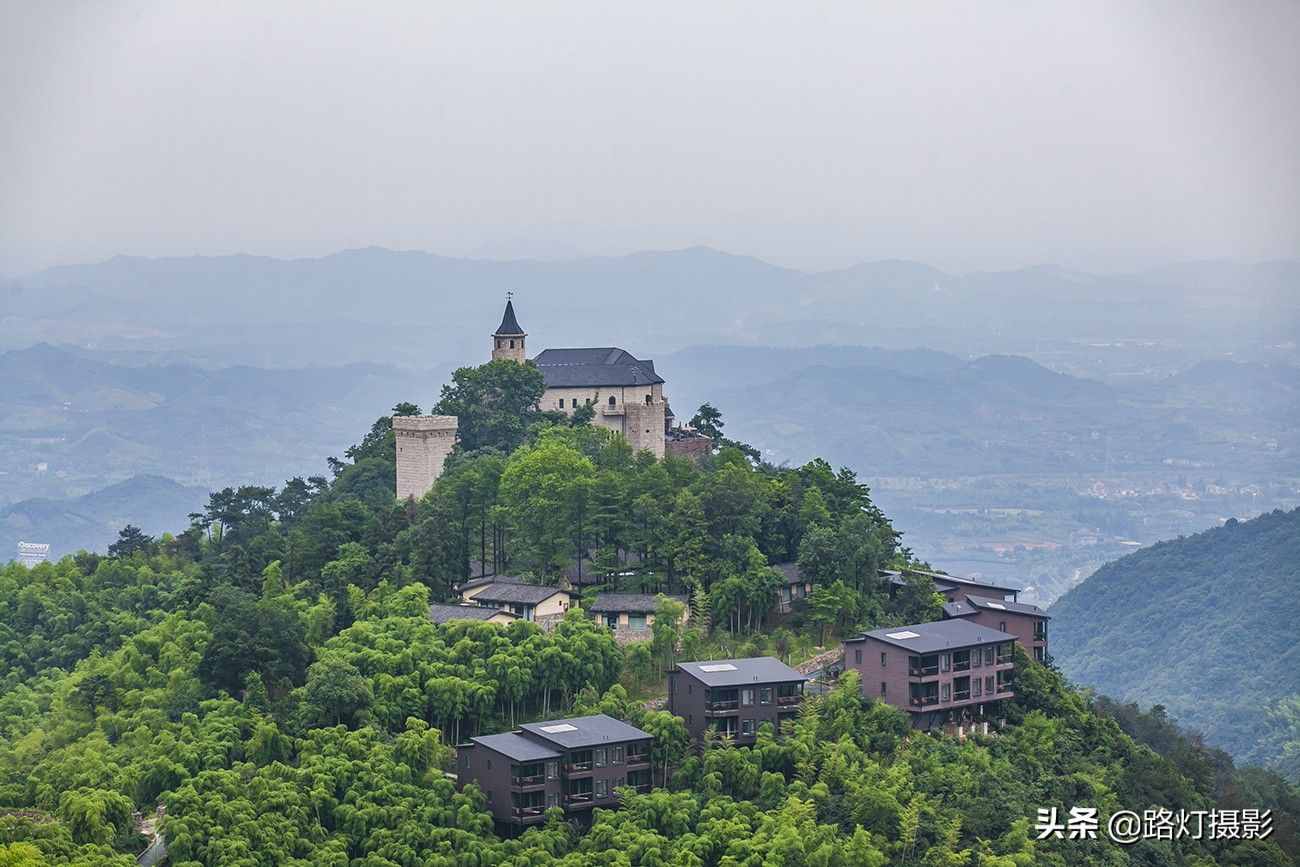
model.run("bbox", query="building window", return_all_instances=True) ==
[983,647,994,666]
[999,620,1007,633]
[546,793,558,808]
[595,748,606,767]
[1034,646,1045,662]
[741,719,755,736]
[487,759,492,769]
[941,683,950,702]
[940,653,950,672]
[985,675,994,694]
[608,395,616,406]
[973,649,982,668]
[973,678,982,697]
[496,339,502,348]
[759,687,772,704]
[881,652,888,667]
[558,398,565,408]
[854,649,862,664]
[880,681,887,696]
[741,688,755,706]
[612,745,624,764]
[509,339,515,348]
[595,779,609,798]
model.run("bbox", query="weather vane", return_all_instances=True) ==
[506,289,514,301]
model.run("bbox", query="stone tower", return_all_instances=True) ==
[394,415,458,501]
[491,298,527,363]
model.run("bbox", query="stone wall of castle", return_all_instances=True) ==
[540,383,666,458]
[394,415,458,500]
[624,400,667,459]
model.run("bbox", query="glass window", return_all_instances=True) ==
[546,761,558,780]
[759,687,772,704]
[940,654,950,672]
[973,678,982,697]
[983,647,994,666]
[742,688,755,706]
[546,793,558,808]
[985,675,994,694]
[880,681,887,696]
[881,652,888,667]
[741,719,755,736]
[558,398,565,408]
[999,621,1007,633]
[595,779,609,797]
[595,748,606,767]
[941,683,950,702]
[608,395,616,406]
[612,745,624,764]
[973,648,982,668]
[854,648,862,664]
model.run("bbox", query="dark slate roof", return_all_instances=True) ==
[848,619,1014,653]
[675,657,808,687]
[471,582,568,606]
[471,731,560,761]
[533,347,665,387]
[945,594,1048,619]
[772,563,807,585]
[912,568,1021,596]
[428,603,517,624]
[457,573,526,592]
[587,593,687,614]
[519,714,652,749]
[494,300,525,336]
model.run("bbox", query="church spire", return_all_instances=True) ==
[494,297,525,336]
[491,295,527,363]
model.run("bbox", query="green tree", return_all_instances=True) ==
[432,359,547,452]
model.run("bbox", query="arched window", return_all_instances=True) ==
[496,339,502,348]
[645,394,652,404]
[558,399,565,409]
[608,395,616,406]
[509,339,515,348]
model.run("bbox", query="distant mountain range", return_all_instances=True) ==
[3,247,1296,367]
[0,474,209,561]
[1049,508,1300,779]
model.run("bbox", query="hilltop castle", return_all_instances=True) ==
[395,300,671,500]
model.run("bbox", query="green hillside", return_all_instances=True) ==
[1051,508,1300,778]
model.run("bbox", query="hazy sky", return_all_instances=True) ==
[2,1,1298,274]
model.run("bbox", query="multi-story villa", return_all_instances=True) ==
[667,657,807,747]
[942,594,1050,662]
[883,568,1022,603]
[457,713,653,831]
[843,619,1016,736]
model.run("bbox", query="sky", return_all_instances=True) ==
[2,1,1298,275]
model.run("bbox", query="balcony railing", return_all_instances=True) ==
[511,774,546,787]
[707,698,739,710]
[953,660,971,672]
[953,689,971,702]
[565,761,593,773]
[909,666,939,677]
[910,694,940,707]
[600,404,624,416]
[513,806,546,818]
[776,694,802,706]
[565,792,594,804]
[626,752,650,766]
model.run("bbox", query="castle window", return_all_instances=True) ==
[558,399,565,408]
[509,339,515,348]
[496,339,502,348]
[645,394,652,404]
[608,396,616,406]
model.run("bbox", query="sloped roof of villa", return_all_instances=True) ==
[470,582,568,606]
[519,714,652,749]
[849,619,1014,653]
[427,603,517,624]
[587,593,687,614]
[772,563,808,585]
[675,657,807,687]
[471,731,560,761]
[943,594,1049,619]
[533,347,665,387]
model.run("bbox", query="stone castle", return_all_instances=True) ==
[395,300,671,500]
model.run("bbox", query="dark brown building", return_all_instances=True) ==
[843,619,1016,736]
[456,713,653,831]
[772,563,813,613]
[668,657,807,747]
[943,594,1049,662]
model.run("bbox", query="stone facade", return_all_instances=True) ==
[394,415,458,501]
[541,383,667,459]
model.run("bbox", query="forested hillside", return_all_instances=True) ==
[0,358,1295,865]
[1051,508,1300,779]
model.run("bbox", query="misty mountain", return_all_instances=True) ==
[5,248,1296,368]
[0,474,210,560]
[1049,508,1300,778]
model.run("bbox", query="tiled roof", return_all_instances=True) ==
[533,347,665,387]
[675,656,807,687]
[428,603,516,624]
[772,563,806,585]
[587,593,686,614]
[471,582,568,606]
[494,300,525,336]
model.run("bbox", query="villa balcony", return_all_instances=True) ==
[511,773,547,789]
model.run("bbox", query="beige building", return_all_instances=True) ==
[394,415,458,501]
[587,593,689,630]
[459,577,571,622]
[491,301,668,459]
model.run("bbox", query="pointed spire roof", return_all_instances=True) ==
[494,299,525,336]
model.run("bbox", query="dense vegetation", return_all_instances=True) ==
[1050,508,1300,780]
[0,358,1295,865]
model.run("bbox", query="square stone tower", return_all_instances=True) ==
[491,298,527,363]
[394,415,458,500]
